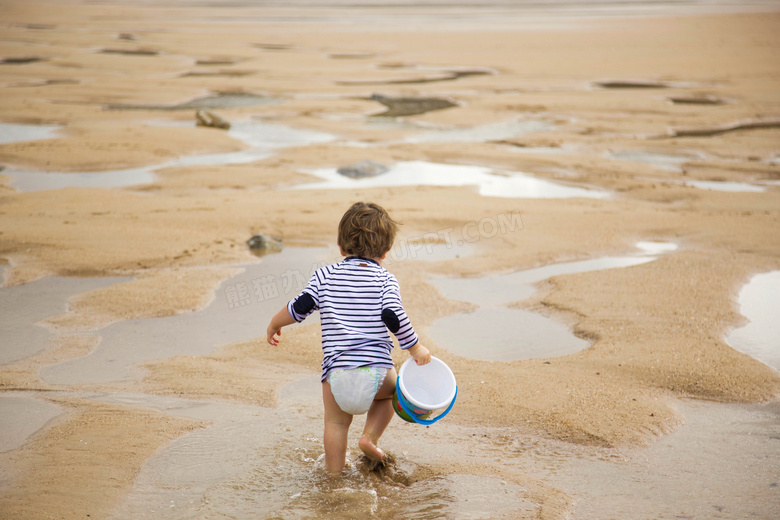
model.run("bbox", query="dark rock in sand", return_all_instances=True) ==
[195,110,231,130]
[338,67,494,87]
[195,59,238,66]
[7,79,79,88]
[99,48,159,56]
[369,94,458,117]
[247,234,283,255]
[667,94,725,105]
[180,70,255,78]
[337,73,459,86]
[252,43,292,51]
[593,79,673,89]
[337,160,389,179]
[328,52,375,59]
[448,67,496,79]
[1,56,47,65]
[661,117,780,138]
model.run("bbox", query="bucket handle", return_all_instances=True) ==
[395,377,457,426]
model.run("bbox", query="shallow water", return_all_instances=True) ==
[609,150,698,172]
[106,376,539,520]
[428,242,677,361]
[0,275,129,365]
[679,179,766,192]
[726,270,780,371]
[41,248,331,385]
[105,92,281,111]
[537,398,780,520]
[36,244,476,386]
[127,0,780,28]
[0,122,62,144]
[507,144,574,155]
[5,168,158,192]
[4,121,334,192]
[0,394,62,452]
[385,234,477,265]
[404,119,552,144]
[294,160,608,199]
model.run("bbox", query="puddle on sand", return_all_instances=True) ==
[105,92,281,111]
[4,168,158,192]
[678,179,766,193]
[507,144,574,155]
[385,233,478,265]
[107,376,538,520]
[5,121,334,192]
[0,122,62,144]
[41,248,331,385]
[404,119,552,144]
[727,271,780,371]
[37,244,473,386]
[609,150,698,172]
[0,275,129,365]
[542,399,780,520]
[608,149,768,192]
[428,242,677,361]
[0,395,63,452]
[294,160,608,199]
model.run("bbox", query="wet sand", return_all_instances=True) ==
[1,1,780,518]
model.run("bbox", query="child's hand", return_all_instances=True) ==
[267,306,296,346]
[408,343,431,365]
[267,325,282,346]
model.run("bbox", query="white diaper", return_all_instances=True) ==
[327,366,388,415]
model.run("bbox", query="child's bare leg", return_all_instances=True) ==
[359,368,397,461]
[322,381,353,474]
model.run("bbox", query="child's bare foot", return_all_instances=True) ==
[359,451,395,473]
[358,434,386,462]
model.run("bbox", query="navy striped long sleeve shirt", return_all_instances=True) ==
[287,256,419,381]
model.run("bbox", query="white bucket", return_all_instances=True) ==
[394,356,457,425]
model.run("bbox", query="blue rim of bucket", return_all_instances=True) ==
[395,376,457,426]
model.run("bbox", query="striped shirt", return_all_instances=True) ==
[287,256,419,381]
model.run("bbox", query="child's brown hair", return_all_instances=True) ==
[338,202,398,259]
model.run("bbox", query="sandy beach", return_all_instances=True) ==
[1,0,779,518]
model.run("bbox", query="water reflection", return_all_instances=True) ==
[294,160,608,199]
[727,270,780,371]
[0,122,62,144]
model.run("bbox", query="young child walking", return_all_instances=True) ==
[266,201,431,474]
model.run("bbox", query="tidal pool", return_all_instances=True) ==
[0,275,129,364]
[4,121,334,192]
[679,179,766,193]
[105,92,280,111]
[609,150,699,172]
[295,160,608,199]
[404,119,552,143]
[0,122,62,144]
[41,248,332,385]
[105,376,540,520]
[428,241,677,361]
[726,270,780,371]
[0,395,63,452]
[32,244,462,386]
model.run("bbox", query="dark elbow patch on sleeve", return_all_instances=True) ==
[382,308,401,333]
[293,293,316,316]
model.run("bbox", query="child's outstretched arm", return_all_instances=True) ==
[267,305,296,346]
[407,343,431,365]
